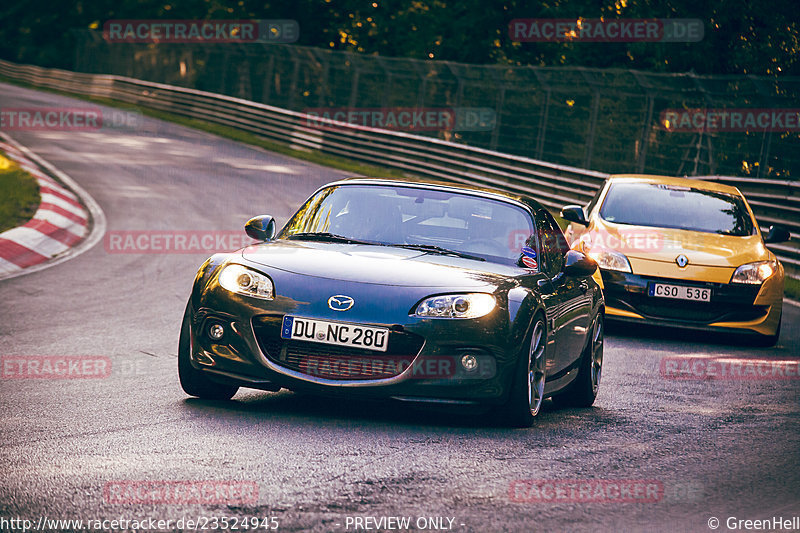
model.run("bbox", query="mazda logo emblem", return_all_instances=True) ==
[676,254,689,268]
[328,295,354,311]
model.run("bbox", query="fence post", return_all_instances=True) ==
[348,72,360,109]
[491,85,505,151]
[373,56,392,108]
[444,62,464,110]
[630,72,655,174]
[261,54,275,104]
[583,92,599,169]
[311,48,331,107]
[758,130,773,178]
[636,96,654,173]
[531,67,551,161]
[286,47,301,110]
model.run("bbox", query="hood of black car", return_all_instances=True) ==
[240,240,520,288]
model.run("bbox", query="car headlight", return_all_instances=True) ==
[414,293,496,319]
[731,259,777,284]
[218,264,274,299]
[587,250,632,273]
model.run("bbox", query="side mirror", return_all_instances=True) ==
[764,225,791,244]
[245,215,276,242]
[563,250,597,278]
[560,205,588,226]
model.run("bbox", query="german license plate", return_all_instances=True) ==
[280,316,389,352]
[648,283,711,302]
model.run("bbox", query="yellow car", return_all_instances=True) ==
[561,174,790,346]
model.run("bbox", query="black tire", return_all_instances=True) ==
[178,301,238,400]
[501,314,547,428]
[552,313,603,408]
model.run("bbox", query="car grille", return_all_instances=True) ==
[606,294,768,324]
[252,315,424,380]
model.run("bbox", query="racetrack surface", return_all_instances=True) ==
[1,82,798,532]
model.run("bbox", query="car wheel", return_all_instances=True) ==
[503,315,546,428]
[553,313,603,408]
[178,301,239,400]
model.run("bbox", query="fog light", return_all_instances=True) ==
[461,354,478,372]
[208,323,225,340]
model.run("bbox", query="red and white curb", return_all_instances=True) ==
[0,134,106,281]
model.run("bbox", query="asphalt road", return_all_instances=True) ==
[1,82,799,533]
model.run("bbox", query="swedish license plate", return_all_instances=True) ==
[648,283,711,302]
[280,316,389,352]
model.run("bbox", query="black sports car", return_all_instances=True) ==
[179,178,604,426]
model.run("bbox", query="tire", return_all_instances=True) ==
[178,301,239,400]
[553,313,603,408]
[501,315,547,428]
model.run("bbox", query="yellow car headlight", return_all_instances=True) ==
[587,250,632,273]
[731,259,777,284]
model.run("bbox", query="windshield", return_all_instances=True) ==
[279,184,533,263]
[599,182,756,236]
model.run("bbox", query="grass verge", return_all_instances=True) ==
[0,151,40,233]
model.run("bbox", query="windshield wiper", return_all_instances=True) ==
[392,243,485,261]
[286,232,375,245]
[287,234,486,261]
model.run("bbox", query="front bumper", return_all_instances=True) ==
[600,270,782,336]
[186,281,527,405]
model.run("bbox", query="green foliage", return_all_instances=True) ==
[0,0,796,75]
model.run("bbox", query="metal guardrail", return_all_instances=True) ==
[1,59,798,276]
